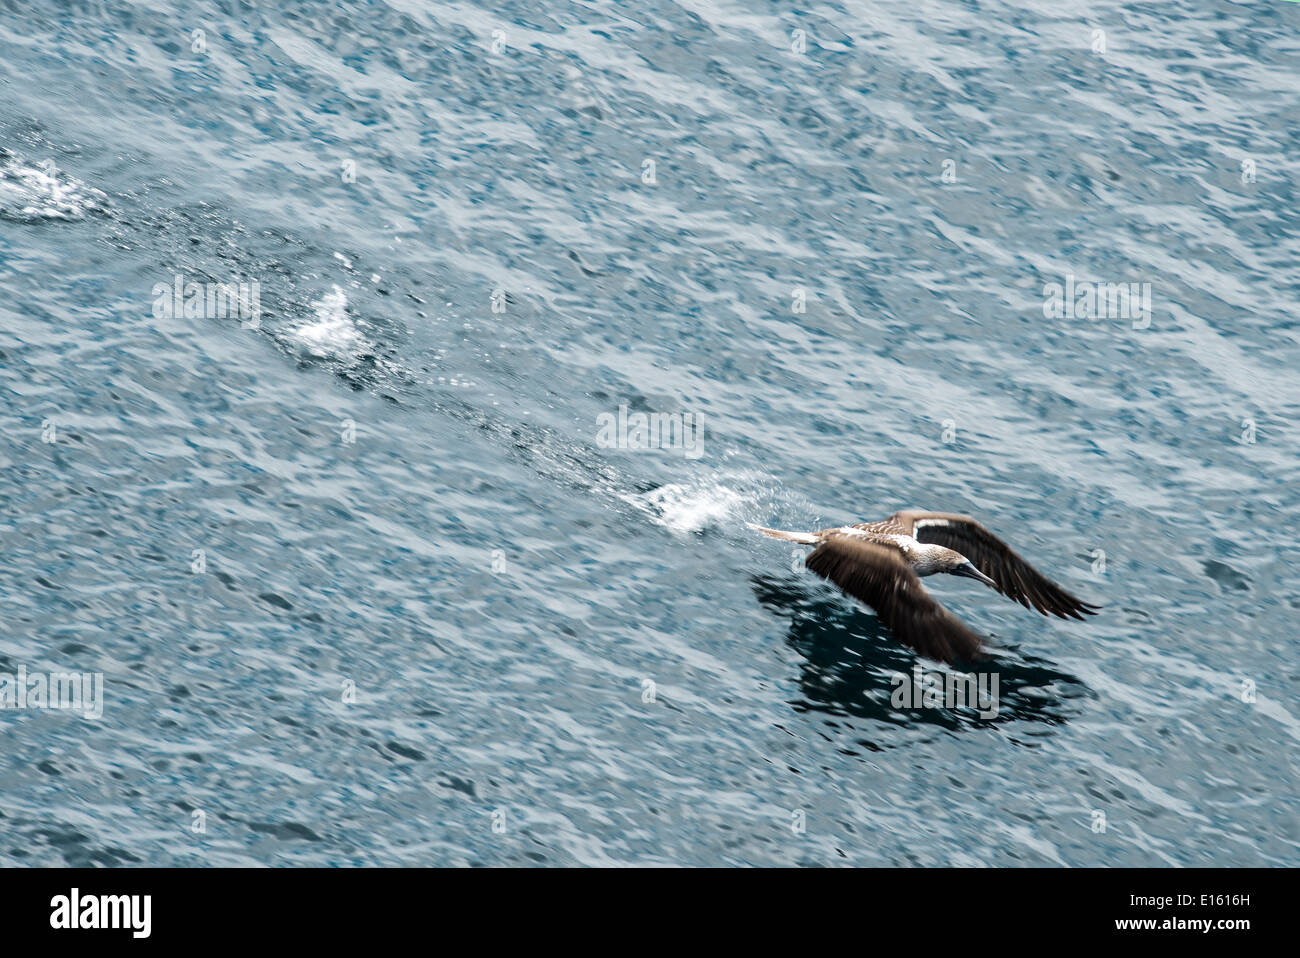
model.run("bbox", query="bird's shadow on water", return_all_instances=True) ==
[751,575,1092,746]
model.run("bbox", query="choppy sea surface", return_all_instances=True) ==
[1,0,1298,867]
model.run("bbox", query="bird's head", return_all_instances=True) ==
[939,550,997,588]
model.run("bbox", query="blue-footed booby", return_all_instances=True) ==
[752,510,1099,663]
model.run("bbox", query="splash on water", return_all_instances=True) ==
[287,285,366,359]
[0,151,106,221]
[625,481,750,535]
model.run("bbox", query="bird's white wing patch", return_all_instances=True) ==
[912,518,950,535]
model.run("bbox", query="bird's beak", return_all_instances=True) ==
[953,562,997,588]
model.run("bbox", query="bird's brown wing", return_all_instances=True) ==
[804,535,985,664]
[890,511,1100,620]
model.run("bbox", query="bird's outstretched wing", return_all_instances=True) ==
[890,511,1100,619]
[804,535,985,664]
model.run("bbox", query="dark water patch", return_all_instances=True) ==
[247,821,323,843]
[752,575,1088,738]
[383,741,426,762]
[1203,559,1251,592]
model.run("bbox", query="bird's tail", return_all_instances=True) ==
[747,523,819,545]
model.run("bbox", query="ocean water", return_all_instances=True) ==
[1,0,1298,867]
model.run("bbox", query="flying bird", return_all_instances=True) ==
[752,510,1099,663]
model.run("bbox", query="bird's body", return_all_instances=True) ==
[752,510,1099,663]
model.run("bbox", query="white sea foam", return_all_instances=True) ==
[288,285,365,358]
[0,154,106,221]
[623,481,748,534]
